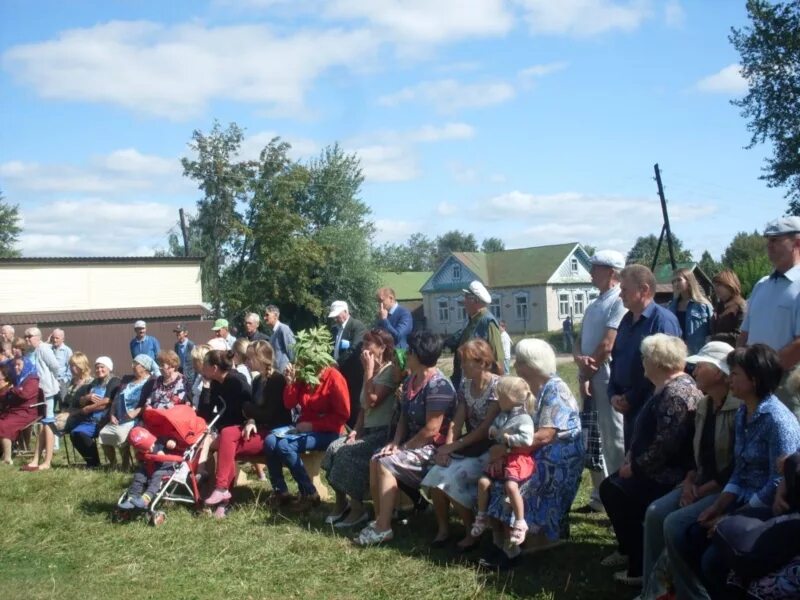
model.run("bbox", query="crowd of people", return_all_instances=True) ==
[2,216,800,598]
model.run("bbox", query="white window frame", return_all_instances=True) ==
[490,295,501,319]
[514,292,529,321]
[437,297,449,322]
[558,292,570,317]
[570,257,579,274]
[452,264,462,280]
[574,292,585,316]
[456,298,466,322]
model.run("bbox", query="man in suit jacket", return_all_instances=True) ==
[376,287,413,349]
[329,300,367,427]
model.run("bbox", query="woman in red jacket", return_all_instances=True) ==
[263,360,350,508]
[0,357,40,464]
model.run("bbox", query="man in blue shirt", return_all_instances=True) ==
[173,323,195,383]
[264,305,295,375]
[129,320,161,375]
[608,264,682,447]
[375,287,413,350]
[49,328,73,404]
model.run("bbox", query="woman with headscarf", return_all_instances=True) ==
[0,355,40,464]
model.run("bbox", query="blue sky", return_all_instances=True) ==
[0,0,785,260]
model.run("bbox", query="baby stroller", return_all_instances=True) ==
[115,403,222,526]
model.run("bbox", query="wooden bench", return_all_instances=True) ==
[235,450,330,500]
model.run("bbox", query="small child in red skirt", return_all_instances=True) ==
[472,376,536,545]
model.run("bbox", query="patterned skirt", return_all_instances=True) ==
[376,443,437,489]
[322,426,389,500]
[421,452,490,510]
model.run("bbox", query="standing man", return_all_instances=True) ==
[1,325,14,344]
[572,250,628,511]
[211,318,236,350]
[608,264,682,447]
[173,323,196,384]
[563,315,574,353]
[329,300,366,427]
[49,328,73,405]
[242,313,269,342]
[22,327,61,469]
[264,305,295,375]
[451,280,505,389]
[130,320,160,361]
[738,216,800,419]
[375,287,413,349]
[499,320,512,374]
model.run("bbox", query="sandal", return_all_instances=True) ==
[325,505,350,525]
[354,525,394,546]
[509,520,529,546]
[470,512,488,538]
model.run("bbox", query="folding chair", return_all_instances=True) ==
[14,389,46,458]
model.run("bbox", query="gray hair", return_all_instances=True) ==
[24,327,42,338]
[245,312,260,324]
[514,338,557,377]
[1,325,14,335]
[265,305,280,317]
[51,328,65,337]
[640,333,687,372]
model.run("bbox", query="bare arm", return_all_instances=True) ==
[778,337,800,371]
[591,328,618,366]
[404,411,445,450]
[736,330,748,348]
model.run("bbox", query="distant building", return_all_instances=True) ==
[421,243,596,335]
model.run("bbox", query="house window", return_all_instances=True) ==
[490,295,501,318]
[570,257,579,274]
[437,299,449,322]
[559,293,570,317]
[452,264,462,280]
[515,294,528,321]
[588,292,599,303]
[574,293,585,316]
[456,298,466,321]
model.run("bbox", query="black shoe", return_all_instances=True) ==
[478,550,519,571]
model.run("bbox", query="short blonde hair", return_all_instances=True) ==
[68,351,92,380]
[496,375,535,412]
[191,343,211,370]
[640,333,687,372]
[514,338,557,377]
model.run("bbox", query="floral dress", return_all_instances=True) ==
[421,375,500,509]
[143,374,189,409]
[487,376,584,540]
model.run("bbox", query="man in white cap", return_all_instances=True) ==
[738,216,800,419]
[328,300,366,427]
[572,250,628,512]
[129,320,160,361]
[451,280,505,388]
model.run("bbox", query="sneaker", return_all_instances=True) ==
[325,506,350,525]
[131,495,150,510]
[205,488,232,506]
[118,499,135,511]
[601,550,629,567]
[354,525,394,546]
[613,570,643,587]
[213,505,228,520]
[470,513,489,538]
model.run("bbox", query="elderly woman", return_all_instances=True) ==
[139,350,190,410]
[356,330,457,546]
[323,329,400,529]
[0,356,39,464]
[709,269,746,346]
[477,338,584,570]
[203,341,287,513]
[640,341,740,598]
[668,268,713,355]
[599,334,702,586]
[262,328,350,510]
[69,357,122,468]
[666,344,800,599]
[421,338,501,550]
[98,354,154,469]
[54,351,94,435]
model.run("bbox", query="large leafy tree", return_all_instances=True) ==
[0,191,22,258]
[480,237,505,253]
[626,233,692,268]
[731,0,800,214]
[435,230,478,266]
[698,250,722,278]
[721,230,767,268]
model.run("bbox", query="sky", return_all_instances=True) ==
[0,0,787,261]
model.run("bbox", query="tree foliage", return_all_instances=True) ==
[731,0,800,214]
[698,250,722,278]
[0,191,21,258]
[181,122,377,328]
[480,237,505,253]
[721,230,767,268]
[626,233,693,268]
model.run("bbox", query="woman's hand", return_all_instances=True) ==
[434,444,453,467]
[679,481,698,507]
[374,443,399,458]
[109,414,119,425]
[242,420,257,441]
[344,430,358,445]
[773,479,790,516]
[697,503,721,529]
[488,443,506,463]
[360,350,375,375]
[610,394,629,414]
[283,364,296,386]
[295,421,312,433]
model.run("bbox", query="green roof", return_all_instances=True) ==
[653,262,697,284]
[453,242,581,287]
[378,271,432,301]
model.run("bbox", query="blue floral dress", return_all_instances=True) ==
[487,376,584,540]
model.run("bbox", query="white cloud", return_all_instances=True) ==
[437,201,458,216]
[379,79,516,113]
[405,123,475,143]
[449,162,480,184]
[373,218,420,243]
[515,0,652,37]
[695,64,747,94]
[518,61,569,80]
[664,0,685,28]
[3,21,378,119]
[355,145,420,182]
[239,131,320,161]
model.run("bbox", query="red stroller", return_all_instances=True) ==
[115,404,221,526]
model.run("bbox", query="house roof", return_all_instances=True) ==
[652,262,713,295]
[0,256,202,266]
[452,242,581,288]
[379,271,433,301]
[0,304,212,326]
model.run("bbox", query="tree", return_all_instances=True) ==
[731,0,800,214]
[721,230,767,268]
[481,237,505,253]
[0,191,21,258]
[582,244,596,257]
[625,233,693,268]
[698,250,722,278]
[435,230,478,265]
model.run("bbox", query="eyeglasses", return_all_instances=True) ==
[24,335,34,339]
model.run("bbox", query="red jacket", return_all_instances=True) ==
[283,367,350,434]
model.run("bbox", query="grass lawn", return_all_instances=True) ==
[0,362,637,600]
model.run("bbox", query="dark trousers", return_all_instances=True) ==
[128,465,174,499]
[70,431,100,467]
[600,472,673,577]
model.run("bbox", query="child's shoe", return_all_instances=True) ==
[205,488,232,506]
[509,519,529,546]
[118,499,135,511]
[470,512,488,538]
[131,494,151,510]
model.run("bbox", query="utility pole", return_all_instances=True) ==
[179,208,190,257]
[651,163,676,271]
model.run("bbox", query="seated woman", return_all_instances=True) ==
[600,334,703,587]
[54,352,94,436]
[263,327,350,510]
[190,344,212,409]
[666,344,800,599]
[478,338,584,570]
[421,338,501,549]
[98,354,154,470]
[139,350,190,410]
[640,341,740,599]
[0,356,39,465]
[69,357,121,468]
[356,330,456,546]
[323,329,400,529]
[203,341,288,513]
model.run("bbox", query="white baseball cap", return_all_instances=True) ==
[462,280,492,304]
[328,300,349,318]
[686,341,734,375]
[133,320,146,329]
[590,250,626,270]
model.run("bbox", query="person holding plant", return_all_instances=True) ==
[262,327,350,509]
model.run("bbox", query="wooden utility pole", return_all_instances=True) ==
[179,208,190,257]
[651,163,677,272]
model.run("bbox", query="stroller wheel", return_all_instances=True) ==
[150,511,166,527]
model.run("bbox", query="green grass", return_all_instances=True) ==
[0,363,636,600]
